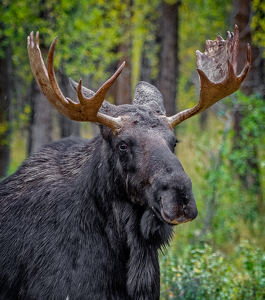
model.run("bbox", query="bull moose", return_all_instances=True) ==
[0,26,250,299]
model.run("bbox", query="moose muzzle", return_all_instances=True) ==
[159,189,197,225]
[149,171,198,225]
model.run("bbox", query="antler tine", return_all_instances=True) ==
[77,61,125,110]
[28,32,124,132]
[47,37,72,107]
[27,32,67,114]
[167,25,251,128]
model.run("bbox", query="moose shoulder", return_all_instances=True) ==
[0,26,250,299]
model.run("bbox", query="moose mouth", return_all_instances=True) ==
[148,185,198,225]
[160,209,191,225]
[150,202,190,226]
[158,197,195,225]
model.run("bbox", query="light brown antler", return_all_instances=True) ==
[167,25,251,128]
[27,32,124,131]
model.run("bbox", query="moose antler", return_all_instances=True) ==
[27,32,124,131]
[167,25,251,128]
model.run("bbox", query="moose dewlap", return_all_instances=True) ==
[0,26,250,299]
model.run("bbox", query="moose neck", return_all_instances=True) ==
[80,135,129,211]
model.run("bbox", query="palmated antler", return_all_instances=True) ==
[167,25,251,128]
[27,32,124,131]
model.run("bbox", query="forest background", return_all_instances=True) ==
[0,0,264,298]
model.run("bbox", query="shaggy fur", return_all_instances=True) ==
[0,82,197,299]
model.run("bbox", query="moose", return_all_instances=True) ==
[0,26,250,299]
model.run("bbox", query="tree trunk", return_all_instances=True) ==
[158,1,180,116]
[233,0,264,96]
[115,45,132,105]
[0,40,12,178]
[27,0,56,155]
[199,111,209,130]
[58,70,80,138]
[27,80,53,154]
[113,0,132,106]
[232,0,264,195]
[140,39,153,84]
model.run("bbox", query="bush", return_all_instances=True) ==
[160,241,265,300]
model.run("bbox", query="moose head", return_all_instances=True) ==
[27,26,250,226]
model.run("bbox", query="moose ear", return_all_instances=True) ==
[132,81,166,114]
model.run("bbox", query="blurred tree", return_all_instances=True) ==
[131,0,160,86]
[27,0,53,154]
[231,0,264,198]
[113,0,132,105]
[115,44,132,105]
[0,27,12,177]
[252,0,265,57]
[233,0,264,96]
[158,0,180,117]
[27,80,53,154]
[58,69,80,138]
[140,42,152,83]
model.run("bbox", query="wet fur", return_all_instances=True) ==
[0,82,192,299]
[0,131,173,299]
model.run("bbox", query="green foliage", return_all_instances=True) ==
[0,121,9,146]
[178,0,231,110]
[0,0,127,82]
[160,241,265,299]
[252,0,265,52]
[178,91,265,247]
[229,92,265,194]
[8,130,27,175]
[164,88,265,297]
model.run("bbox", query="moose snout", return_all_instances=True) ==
[159,189,197,225]
[146,149,198,225]
[153,173,198,225]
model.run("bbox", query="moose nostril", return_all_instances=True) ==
[183,195,189,205]
[162,185,168,191]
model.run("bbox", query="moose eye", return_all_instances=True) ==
[119,142,128,152]
[170,139,178,152]
[173,139,178,148]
